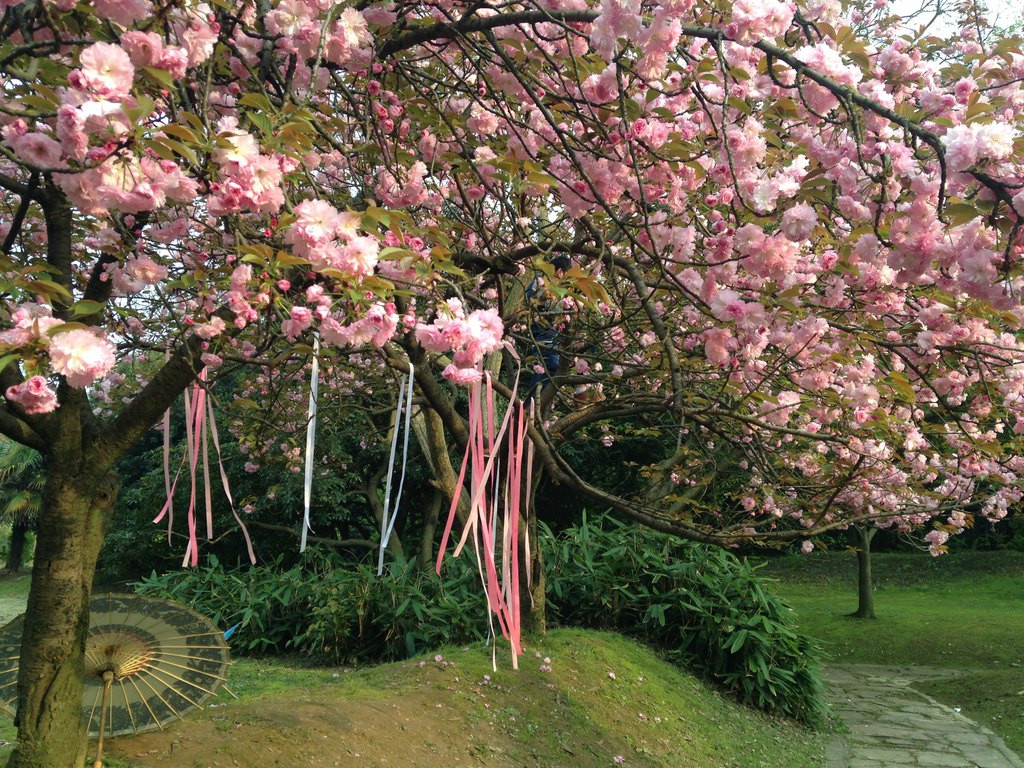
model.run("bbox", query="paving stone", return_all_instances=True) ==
[859,747,922,762]
[960,746,1021,767]
[917,750,972,766]
[948,731,994,746]
[823,665,1024,768]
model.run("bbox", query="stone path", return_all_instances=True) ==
[825,665,1024,768]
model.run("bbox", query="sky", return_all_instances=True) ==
[888,0,1022,34]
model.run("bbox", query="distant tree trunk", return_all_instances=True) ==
[5,519,29,573]
[849,526,877,619]
[520,465,546,636]
[520,510,546,636]
[418,489,443,569]
[7,465,119,768]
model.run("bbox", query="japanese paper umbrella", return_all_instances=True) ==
[0,593,230,764]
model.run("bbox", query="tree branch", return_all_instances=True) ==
[378,9,599,59]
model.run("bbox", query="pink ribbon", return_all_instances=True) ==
[436,349,529,668]
[155,368,255,566]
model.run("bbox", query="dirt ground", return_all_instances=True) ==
[107,692,525,768]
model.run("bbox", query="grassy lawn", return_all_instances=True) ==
[757,550,1024,755]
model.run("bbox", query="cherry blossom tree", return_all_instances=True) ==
[3,0,1024,765]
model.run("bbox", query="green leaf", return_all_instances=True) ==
[142,66,175,89]
[248,112,275,138]
[162,123,201,144]
[943,202,982,226]
[70,299,106,317]
[26,279,72,302]
[0,354,21,376]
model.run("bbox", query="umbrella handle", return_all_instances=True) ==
[93,671,114,768]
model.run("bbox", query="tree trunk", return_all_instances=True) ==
[418,490,443,570]
[849,526,877,620]
[520,468,546,636]
[6,467,119,768]
[5,520,29,573]
[520,514,546,636]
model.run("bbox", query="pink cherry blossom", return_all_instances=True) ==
[124,255,167,286]
[730,0,795,45]
[442,364,483,385]
[48,329,116,388]
[325,8,373,67]
[7,132,62,168]
[942,125,979,172]
[780,203,817,242]
[194,317,227,340]
[923,529,950,556]
[282,307,314,341]
[289,199,343,247]
[703,328,733,367]
[71,42,135,100]
[92,0,150,25]
[5,376,58,414]
[119,31,164,67]
[591,0,642,60]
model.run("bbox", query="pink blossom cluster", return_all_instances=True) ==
[941,122,1018,172]
[415,299,504,385]
[320,302,399,348]
[375,162,435,210]
[286,200,380,278]
[5,376,58,415]
[48,329,117,388]
[728,0,795,45]
[265,2,372,68]
[58,153,198,216]
[208,119,287,215]
[0,304,115,391]
[112,255,169,295]
[120,31,188,78]
[0,303,63,348]
[591,0,643,61]
[2,122,63,169]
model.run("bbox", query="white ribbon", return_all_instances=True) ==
[378,361,415,574]
[300,335,320,554]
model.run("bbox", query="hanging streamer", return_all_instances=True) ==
[162,392,173,544]
[180,376,202,566]
[300,335,320,553]
[155,368,256,566]
[205,395,256,565]
[377,361,415,575]
[522,397,536,602]
[435,348,529,669]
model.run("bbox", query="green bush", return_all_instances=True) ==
[133,552,488,662]
[544,512,828,724]
[135,514,826,723]
[133,554,314,654]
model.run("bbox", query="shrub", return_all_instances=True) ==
[135,514,827,723]
[133,551,488,662]
[544,512,828,724]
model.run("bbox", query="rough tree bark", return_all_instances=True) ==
[7,463,118,768]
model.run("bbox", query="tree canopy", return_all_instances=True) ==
[3,0,1024,764]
